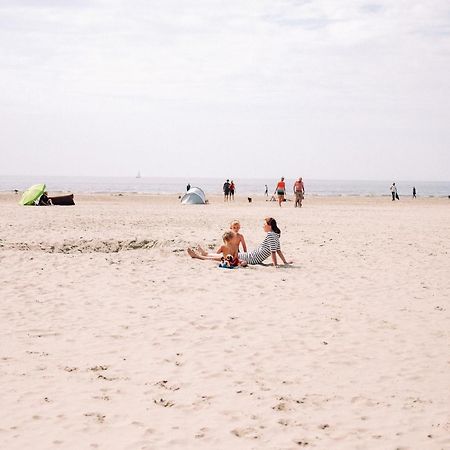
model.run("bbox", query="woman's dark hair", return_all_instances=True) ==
[266,217,281,235]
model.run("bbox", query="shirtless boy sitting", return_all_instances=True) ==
[230,220,247,252]
[187,231,247,267]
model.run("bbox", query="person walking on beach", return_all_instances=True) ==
[229,180,235,201]
[293,177,305,208]
[264,184,268,196]
[412,186,416,199]
[274,177,286,207]
[390,182,399,201]
[223,179,230,202]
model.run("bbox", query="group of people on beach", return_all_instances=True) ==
[192,178,419,203]
[187,218,292,268]
[266,177,305,207]
[223,177,305,206]
[223,179,235,201]
[390,182,418,201]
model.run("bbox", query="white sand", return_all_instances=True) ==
[1,193,449,449]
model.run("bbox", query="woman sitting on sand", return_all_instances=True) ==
[238,217,292,267]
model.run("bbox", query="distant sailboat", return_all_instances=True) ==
[136,171,141,179]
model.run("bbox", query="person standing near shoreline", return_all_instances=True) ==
[274,177,286,207]
[223,179,230,202]
[293,177,305,208]
[229,180,235,201]
[412,186,416,199]
[390,182,399,201]
[264,184,268,196]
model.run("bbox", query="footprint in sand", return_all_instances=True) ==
[195,427,208,439]
[154,380,180,391]
[272,402,289,411]
[84,412,106,423]
[92,395,110,401]
[231,427,260,439]
[153,398,174,407]
[131,421,144,427]
[89,365,108,372]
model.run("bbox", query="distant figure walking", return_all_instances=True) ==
[390,182,399,201]
[223,179,230,202]
[186,183,191,191]
[229,180,235,201]
[293,177,305,208]
[264,184,268,196]
[412,186,416,199]
[274,177,286,207]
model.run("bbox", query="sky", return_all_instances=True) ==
[1,0,450,181]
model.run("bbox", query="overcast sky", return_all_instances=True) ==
[1,0,449,180]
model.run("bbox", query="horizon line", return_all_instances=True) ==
[1,174,450,183]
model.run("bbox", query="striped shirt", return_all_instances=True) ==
[238,231,281,265]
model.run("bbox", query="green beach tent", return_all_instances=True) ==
[19,184,46,206]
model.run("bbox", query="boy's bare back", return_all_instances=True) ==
[218,241,239,258]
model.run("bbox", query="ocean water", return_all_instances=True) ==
[1,175,449,197]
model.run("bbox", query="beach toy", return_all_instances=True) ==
[218,254,237,269]
[19,184,46,206]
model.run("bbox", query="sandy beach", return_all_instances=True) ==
[1,192,449,449]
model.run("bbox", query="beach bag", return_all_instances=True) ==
[49,194,75,205]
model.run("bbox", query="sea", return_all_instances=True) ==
[1,176,449,198]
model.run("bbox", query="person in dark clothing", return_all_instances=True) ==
[390,182,399,201]
[38,192,52,206]
[412,186,416,198]
[223,179,230,202]
[186,183,191,191]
